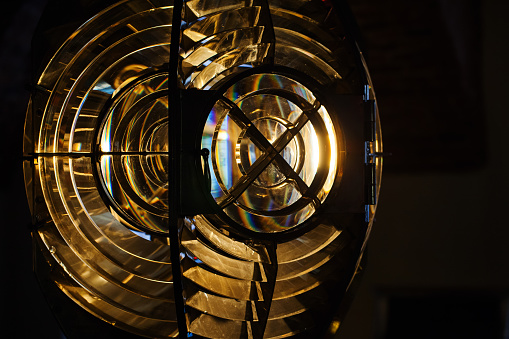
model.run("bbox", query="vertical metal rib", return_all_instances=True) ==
[168,0,187,337]
[254,0,276,64]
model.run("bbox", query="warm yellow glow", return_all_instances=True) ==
[309,124,320,178]
[183,46,217,67]
[100,114,112,152]
[320,105,338,194]
[309,104,339,195]
[329,320,341,334]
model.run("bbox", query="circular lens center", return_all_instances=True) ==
[202,73,340,234]
[97,73,170,234]
[237,117,304,188]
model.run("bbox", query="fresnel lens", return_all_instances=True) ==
[23,0,382,338]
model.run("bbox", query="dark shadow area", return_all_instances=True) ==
[338,0,509,338]
[376,289,505,339]
[351,0,485,172]
[0,0,64,338]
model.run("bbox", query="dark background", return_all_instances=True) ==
[340,0,509,338]
[0,0,508,338]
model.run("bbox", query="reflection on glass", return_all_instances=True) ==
[98,73,170,234]
[24,2,177,337]
[202,73,339,233]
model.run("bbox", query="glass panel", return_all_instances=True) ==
[267,288,327,320]
[39,227,174,315]
[95,71,170,234]
[182,27,264,85]
[182,235,265,281]
[40,25,171,154]
[99,73,169,153]
[183,265,256,300]
[202,74,339,233]
[186,291,255,321]
[40,156,172,282]
[99,154,170,240]
[26,2,179,337]
[35,238,178,338]
[181,216,277,336]
[185,0,245,19]
[274,44,341,87]
[269,3,341,52]
[272,256,346,300]
[182,7,261,46]
[187,216,271,263]
[36,155,176,336]
[189,44,271,89]
[186,311,246,339]
[276,223,341,263]
[37,1,173,89]
[181,2,275,91]
[276,231,347,280]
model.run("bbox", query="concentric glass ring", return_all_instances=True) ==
[23,1,178,337]
[98,72,170,234]
[201,73,339,233]
[235,116,306,188]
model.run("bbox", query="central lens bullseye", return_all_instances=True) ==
[202,73,339,233]
[236,117,305,189]
[97,73,170,234]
